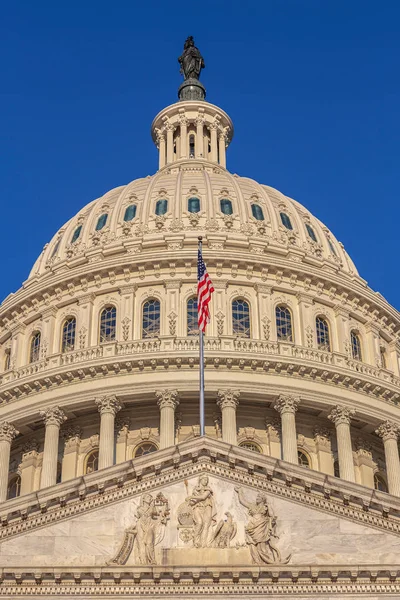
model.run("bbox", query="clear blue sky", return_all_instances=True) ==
[0,1,399,308]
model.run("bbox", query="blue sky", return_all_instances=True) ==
[0,1,399,308]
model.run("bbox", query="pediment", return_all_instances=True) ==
[0,437,400,595]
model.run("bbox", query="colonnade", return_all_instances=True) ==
[0,392,399,502]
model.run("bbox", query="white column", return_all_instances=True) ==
[0,422,19,502]
[157,130,166,169]
[156,389,179,449]
[218,130,227,168]
[217,389,240,445]
[376,421,400,497]
[40,407,67,489]
[95,395,122,470]
[195,116,204,158]
[274,395,300,464]
[328,405,356,482]
[179,114,188,159]
[209,122,218,162]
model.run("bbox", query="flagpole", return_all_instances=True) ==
[198,236,205,437]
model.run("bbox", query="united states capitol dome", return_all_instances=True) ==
[1,39,400,591]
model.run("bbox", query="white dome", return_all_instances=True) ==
[29,160,358,281]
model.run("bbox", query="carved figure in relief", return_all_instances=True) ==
[177,476,217,547]
[212,511,237,548]
[235,487,290,565]
[108,493,169,566]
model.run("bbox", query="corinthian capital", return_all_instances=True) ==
[95,395,122,416]
[0,422,19,443]
[156,389,179,410]
[274,395,300,415]
[217,389,240,409]
[40,406,67,428]
[376,420,400,442]
[328,405,355,427]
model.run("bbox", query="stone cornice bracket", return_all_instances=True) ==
[0,422,19,443]
[217,388,240,409]
[328,405,355,426]
[156,389,179,410]
[376,420,400,441]
[40,406,67,428]
[273,394,300,415]
[95,395,122,416]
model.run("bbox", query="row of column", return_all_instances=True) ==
[0,391,399,501]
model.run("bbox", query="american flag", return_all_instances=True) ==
[197,248,214,333]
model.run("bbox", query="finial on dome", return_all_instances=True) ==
[178,36,206,101]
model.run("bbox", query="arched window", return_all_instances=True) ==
[316,316,331,351]
[7,475,21,500]
[306,224,318,242]
[280,212,293,230]
[220,199,233,215]
[99,306,117,343]
[61,317,76,353]
[51,238,61,258]
[71,225,82,244]
[142,300,161,338]
[95,213,108,231]
[350,331,362,361]
[374,473,388,493]
[328,238,337,256]
[123,204,137,222]
[30,331,41,363]
[239,441,262,453]
[232,299,250,338]
[333,460,340,478]
[276,305,293,342]
[155,199,168,216]
[85,450,99,474]
[188,197,200,213]
[380,346,387,369]
[297,450,310,468]
[189,134,195,158]
[133,442,158,458]
[187,297,198,336]
[251,204,264,221]
[4,349,11,371]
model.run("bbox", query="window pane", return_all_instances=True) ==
[298,451,310,468]
[189,135,195,158]
[134,442,158,457]
[276,305,293,342]
[280,212,293,230]
[232,299,250,338]
[239,441,261,453]
[251,204,264,221]
[95,213,108,231]
[316,317,330,351]
[306,224,317,242]
[100,306,117,342]
[187,297,198,335]
[85,451,98,474]
[51,238,61,258]
[4,350,11,371]
[188,197,200,213]
[142,300,161,338]
[7,476,21,499]
[328,239,337,256]
[155,199,168,216]
[30,332,41,363]
[124,204,137,222]
[350,331,362,361]
[374,473,388,492]
[220,199,233,215]
[71,225,82,244]
[62,318,76,353]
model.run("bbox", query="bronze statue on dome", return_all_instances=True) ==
[178,36,205,81]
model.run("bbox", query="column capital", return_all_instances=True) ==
[22,438,39,457]
[0,422,19,443]
[95,395,122,416]
[328,405,355,427]
[313,426,331,447]
[274,395,300,415]
[376,420,400,442]
[217,389,240,409]
[61,425,82,446]
[156,389,179,410]
[40,406,67,428]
